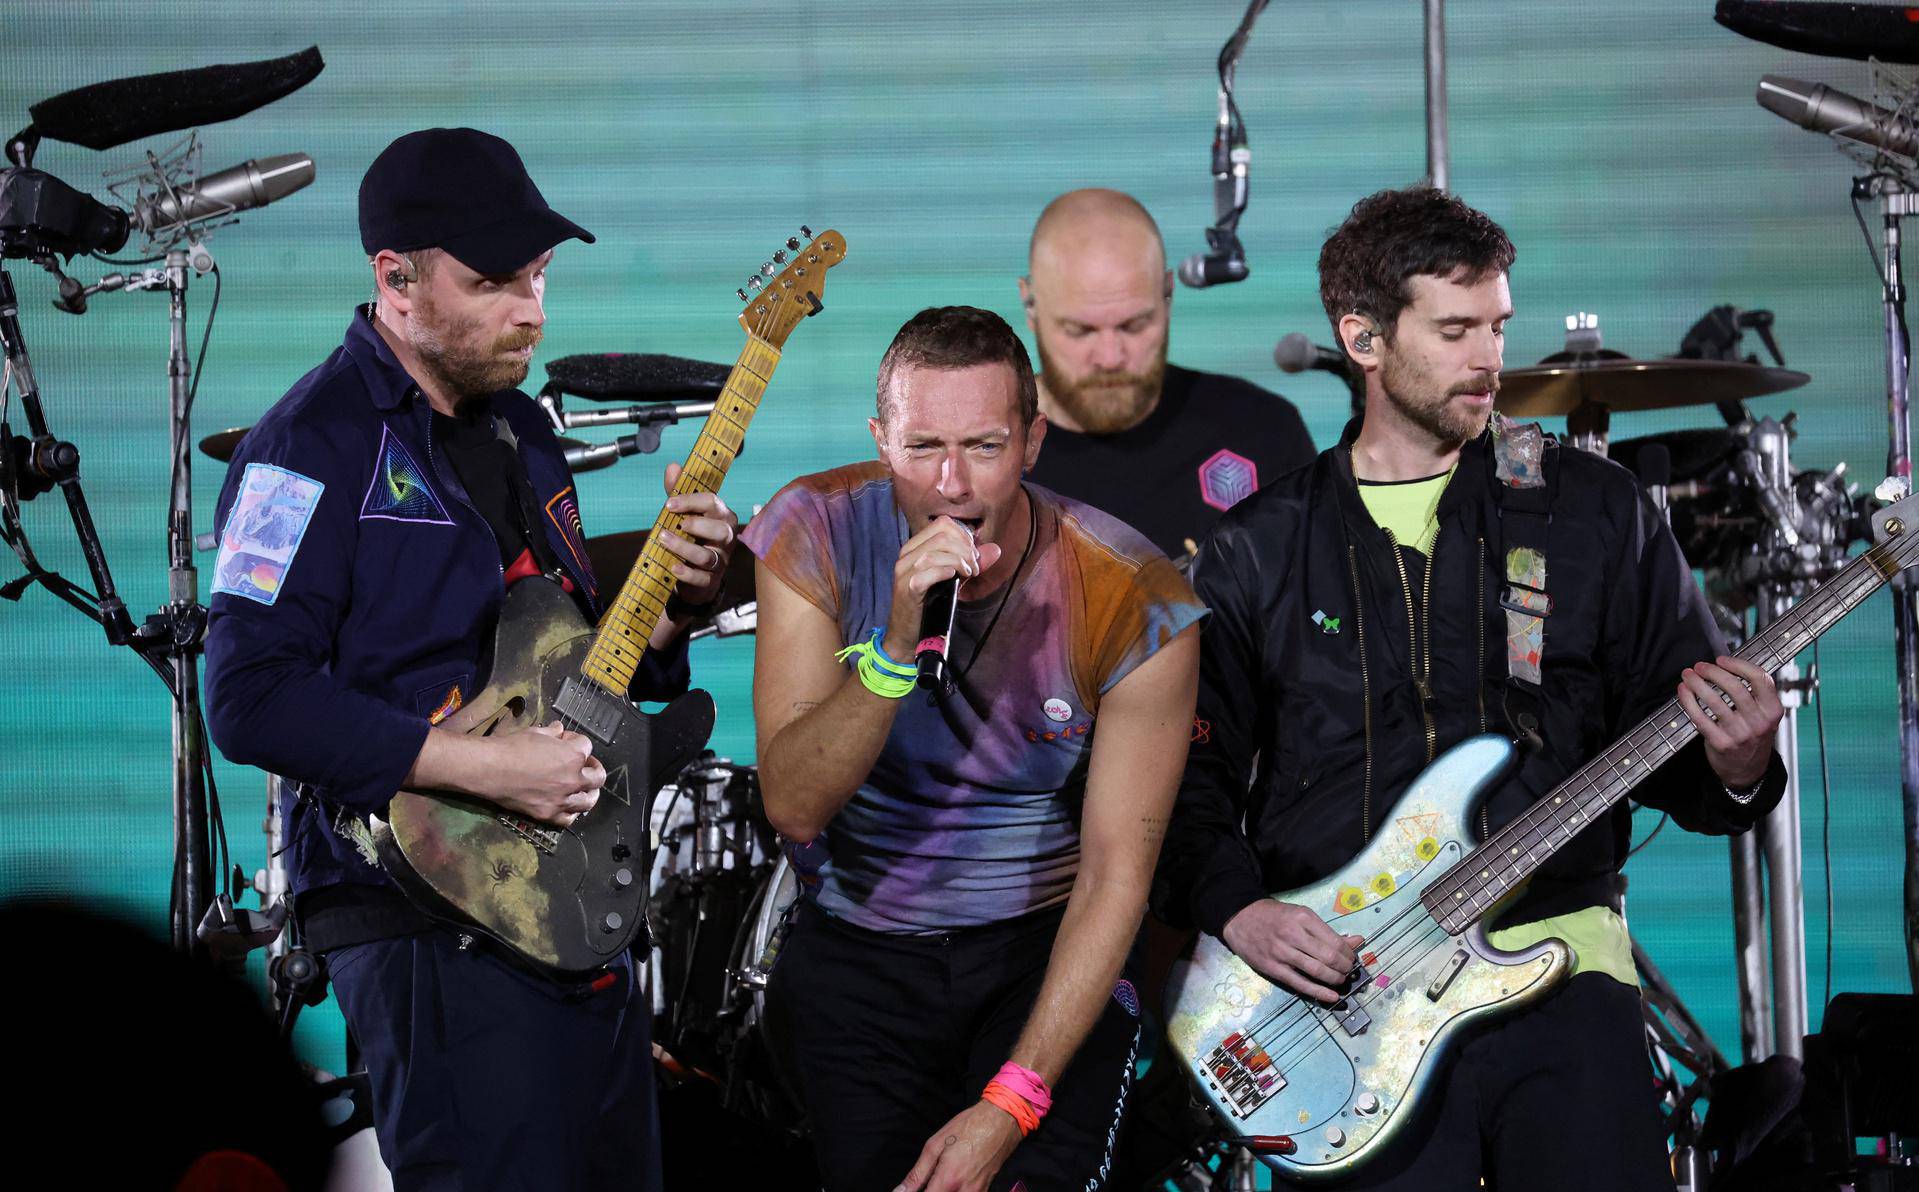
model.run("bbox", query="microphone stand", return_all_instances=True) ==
[1858,171,1919,996]
[1424,0,1450,191]
[140,241,218,958]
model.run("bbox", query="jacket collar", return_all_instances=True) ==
[1331,415,1496,534]
[342,304,422,413]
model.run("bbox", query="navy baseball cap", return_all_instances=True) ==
[358,127,594,273]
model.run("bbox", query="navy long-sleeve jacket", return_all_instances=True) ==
[205,308,688,899]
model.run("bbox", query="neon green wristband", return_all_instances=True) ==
[834,635,916,699]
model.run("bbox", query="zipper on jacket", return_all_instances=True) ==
[1383,528,1440,764]
[1346,545,1374,844]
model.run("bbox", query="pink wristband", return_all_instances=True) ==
[993,1061,1052,1117]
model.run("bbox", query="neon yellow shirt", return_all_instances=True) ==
[1357,469,1637,987]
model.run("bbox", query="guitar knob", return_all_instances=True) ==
[1324,1126,1346,1148]
[1355,1093,1380,1115]
[613,867,634,889]
[602,911,623,934]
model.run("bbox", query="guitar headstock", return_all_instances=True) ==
[737,226,848,349]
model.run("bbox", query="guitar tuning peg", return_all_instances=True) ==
[736,288,750,302]
[761,261,777,277]
[746,275,765,292]
[799,225,814,241]
[772,250,788,265]
[785,237,801,251]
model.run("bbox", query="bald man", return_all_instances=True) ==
[1019,189,1315,563]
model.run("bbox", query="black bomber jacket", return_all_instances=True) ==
[1152,420,1785,940]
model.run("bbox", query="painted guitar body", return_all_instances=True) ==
[376,576,714,979]
[1164,735,1571,1180]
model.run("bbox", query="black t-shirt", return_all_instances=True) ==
[434,405,547,568]
[1026,363,1316,562]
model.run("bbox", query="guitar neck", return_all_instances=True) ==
[1424,535,1911,932]
[578,335,781,695]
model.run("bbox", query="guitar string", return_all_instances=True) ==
[1227,533,1915,1084]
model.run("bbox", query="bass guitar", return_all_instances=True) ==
[372,229,848,979]
[1166,488,1919,1180]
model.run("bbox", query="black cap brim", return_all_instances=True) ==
[437,207,595,275]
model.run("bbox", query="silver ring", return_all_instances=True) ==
[707,544,722,571]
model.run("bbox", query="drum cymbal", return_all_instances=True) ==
[584,527,755,615]
[198,426,252,462]
[200,424,615,474]
[1494,358,1810,418]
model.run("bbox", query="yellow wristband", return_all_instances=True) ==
[834,638,916,699]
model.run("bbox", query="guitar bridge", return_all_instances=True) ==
[498,815,561,854]
[1205,1032,1286,1118]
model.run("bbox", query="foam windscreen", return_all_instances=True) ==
[28,46,325,151]
[544,353,732,402]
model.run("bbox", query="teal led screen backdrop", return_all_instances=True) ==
[2,1,1910,1083]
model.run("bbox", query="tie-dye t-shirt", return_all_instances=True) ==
[741,461,1206,934]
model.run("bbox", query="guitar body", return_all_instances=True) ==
[377,576,715,979]
[1165,735,1572,1180]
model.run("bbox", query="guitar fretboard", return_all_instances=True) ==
[580,336,781,695]
[1422,528,1916,933]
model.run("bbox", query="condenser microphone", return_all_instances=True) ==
[916,574,962,693]
[132,153,314,235]
[1273,333,1349,376]
[1757,75,1919,162]
[1177,248,1249,289]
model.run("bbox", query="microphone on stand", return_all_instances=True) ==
[1273,333,1349,376]
[1756,76,1919,162]
[132,153,315,237]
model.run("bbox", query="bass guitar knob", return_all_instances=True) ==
[613,867,635,889]
[1324,1126,1346,1148]
[1355,1093,1380,1115]
[602,911,623,934]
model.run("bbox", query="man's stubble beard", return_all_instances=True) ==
[1036,332,1169,435]
[408,288,543,403]
[1378,345,1497,448]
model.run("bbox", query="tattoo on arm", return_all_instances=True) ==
[792,700,821,715]
[1142,813,1169,845]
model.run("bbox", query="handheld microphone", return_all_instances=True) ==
[916,574,962,693]
[133,153,314,236]
[1272,333,1349,376]
[1756,75,1918,162]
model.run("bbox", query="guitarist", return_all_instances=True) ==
[204,128,739,1191]
[744,306,1203,1192]
[1152,186,1785,1190]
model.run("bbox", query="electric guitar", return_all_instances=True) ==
[372,229,848,979]
[1165,489,1919,1180]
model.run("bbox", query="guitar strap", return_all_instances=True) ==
[1490,415,1558,752]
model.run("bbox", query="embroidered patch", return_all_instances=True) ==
[427,684,464,725]
[360,425,453,523]
[213,463,325,606]
[1197,448,1259,512]
[1112,978,1140,1018]
[1312,609,1341,634]
[1492,415,1547,489]
[544,486,595,599]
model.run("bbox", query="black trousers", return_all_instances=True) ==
[326,930,661,1192]
[766,900,1143,1192]
[1347,971,1671,1191]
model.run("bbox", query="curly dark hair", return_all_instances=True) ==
[875,305,1038,426]
[1318,187,1515,343]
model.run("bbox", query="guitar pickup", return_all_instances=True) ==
[554,676,625,745]
[1427,948,1470,1002]
[1205,1032,1285,1118]
[1331,964,1373,1037]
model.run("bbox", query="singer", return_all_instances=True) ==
[1018,189,1315,563]
[202,128,737,1192]
[745,306,1202,1192]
